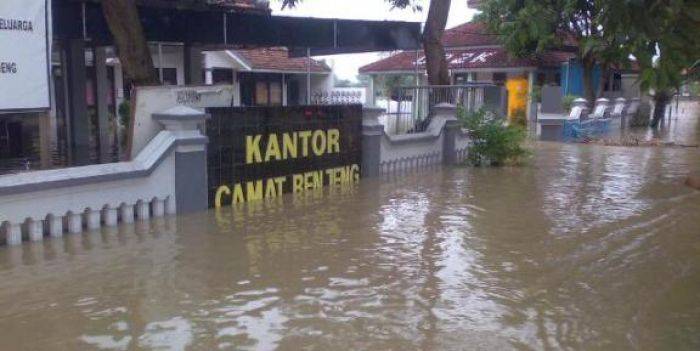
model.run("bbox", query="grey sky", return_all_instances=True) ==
[271,0,477,81]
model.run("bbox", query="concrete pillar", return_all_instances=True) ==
[613,97,628,130]
[68,213,82,234]
[6,223,22,246]
[204,69,213,85]
[613,97,627,117]
[527,71,537,124]
[165,197,177,215]
[27,219,43,242]
[184,45,204,85]
[48,216,64,238]
[366,75,375,107]
[95,46,111,163]
[153,106,210,214]
[593,98,611,119]
[66,39,90,165]
[86,209,101,230]
[431,104,460,165]
[361,107,385,178]
[104,207,118,227]
[571,98,589,120]
[120,204,135,224]
[152,199,165,217]
[136,201,150,220]
[39,112,52,168]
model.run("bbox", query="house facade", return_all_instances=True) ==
[360,21,641,119]
[203,47,333,107]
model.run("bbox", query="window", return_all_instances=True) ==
[269,82,283,105]
[212,69,234,84]
[254,81,282,106]
[240,73,284,106]
[255,81,270,105]
[154,68,178,85]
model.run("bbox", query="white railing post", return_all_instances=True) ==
[152,198,165,217]
[6,223,22,246]
[104,206,119,227]
[120,204,135,224]
[48,215,63,238]
[27,219,43,242]
[68,213,82,234]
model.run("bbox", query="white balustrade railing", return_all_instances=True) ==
[0,105,208,246]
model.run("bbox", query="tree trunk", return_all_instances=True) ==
[581,58,597,107]
[651,90,671,127]
[423,0,452,87]
[102,0,158,86]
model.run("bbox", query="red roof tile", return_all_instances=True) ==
[234,47,331,73]
[359,48,575,73]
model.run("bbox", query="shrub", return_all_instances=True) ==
[511,108,527,128]
[118,100,131,128]
[459,108,529,167]
[562,95,579,113]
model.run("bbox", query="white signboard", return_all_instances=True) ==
[0,0,50,111]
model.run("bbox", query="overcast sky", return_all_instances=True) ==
[270,0,478,81]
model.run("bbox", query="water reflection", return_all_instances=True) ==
[0,114,699,350]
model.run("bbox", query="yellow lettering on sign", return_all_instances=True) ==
[298,131,312,157]
[246,135,262,164]
[282,132,298,160]
[264,134,282,162]
[233,183,246,204]
[214,185,231,208]
[292,174,304,193]
[311,130,327,156]
[327,129,340,153]
[264,178,278,198]
[304,171,323,190]
[246,180,264,201]
[273,176,286,194]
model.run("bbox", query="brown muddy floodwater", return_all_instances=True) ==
[1,106,700,350]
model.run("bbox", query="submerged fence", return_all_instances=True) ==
[563,118,612,141]
[383,83,506,135]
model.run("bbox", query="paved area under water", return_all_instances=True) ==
[0,104,699,350]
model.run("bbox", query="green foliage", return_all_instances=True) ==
[477,0,631,103]
[562,95,579,112]
[689,81,700,97]
[118,100,131,128]
[374,74,416,98]
[458,108,529,167]
[530,85,542,103]
[511,108,527,129]
[280,0,421,11]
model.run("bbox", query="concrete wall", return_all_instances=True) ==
[0,95,210,246]
[362,104,469,177]
[130,85,234,158]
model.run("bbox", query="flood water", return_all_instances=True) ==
[1,105,699,350]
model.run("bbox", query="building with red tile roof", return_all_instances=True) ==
[360,20,640,116]
[204,48,333,106]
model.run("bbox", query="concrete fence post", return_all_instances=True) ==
[593,98,611,119]
[430,103,460,165]
[361,107,385,178]
[571,98,589,120]
[153,106,210,214]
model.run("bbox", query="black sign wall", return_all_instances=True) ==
[206,105,362,208]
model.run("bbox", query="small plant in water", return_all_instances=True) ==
[458,108,529,167]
